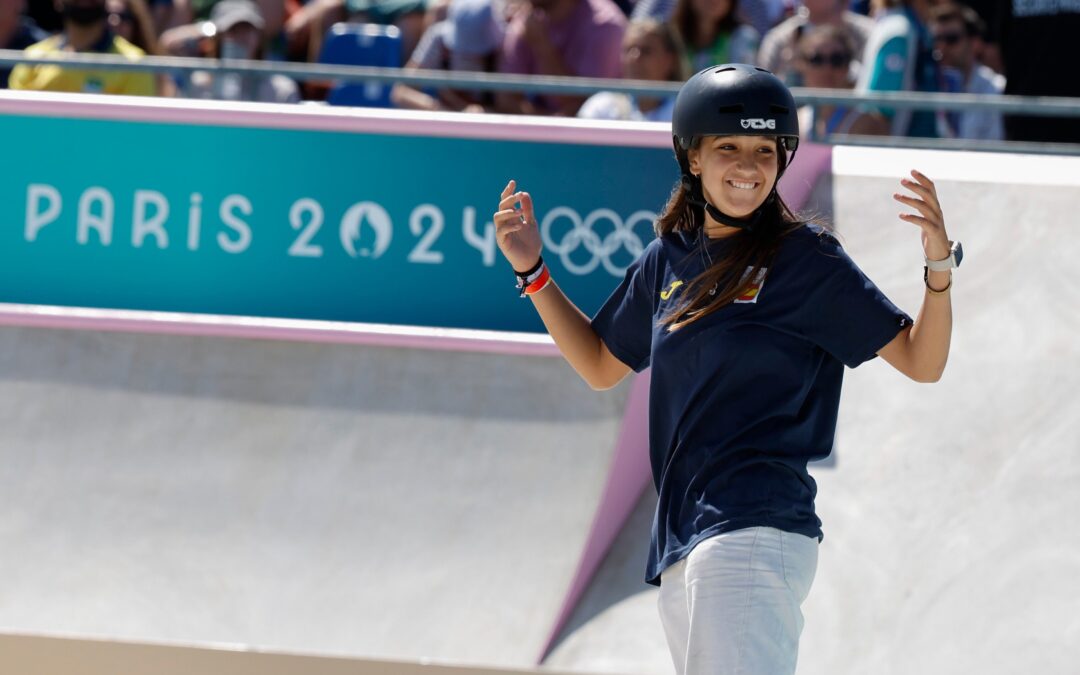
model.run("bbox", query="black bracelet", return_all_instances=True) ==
[514,255,544,279]
[515,256,546,298]
[924,266,952,295]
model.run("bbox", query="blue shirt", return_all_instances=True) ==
[591,223,912,585]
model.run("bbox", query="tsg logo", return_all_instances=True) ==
[740,118,776,130]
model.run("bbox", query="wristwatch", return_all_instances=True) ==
[925,241,964,272]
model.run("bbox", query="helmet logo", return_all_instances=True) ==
[740,118,776,130]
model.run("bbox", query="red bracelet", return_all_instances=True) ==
[524,265,551,296]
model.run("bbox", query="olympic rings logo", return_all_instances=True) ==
[540,207,656,276]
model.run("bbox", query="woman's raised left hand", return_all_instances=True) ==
[893,169,951,261]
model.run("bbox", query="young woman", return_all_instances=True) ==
[577,19,688,122]
[493,64,961,674]
[793,25,868,139]
[671,0,758,72]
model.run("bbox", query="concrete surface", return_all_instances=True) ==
[0,327,630,669]
[0,633,578,675]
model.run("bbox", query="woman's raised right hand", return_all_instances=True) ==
[494,179,544,273]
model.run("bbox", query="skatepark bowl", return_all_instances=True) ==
[0,104,1077,674]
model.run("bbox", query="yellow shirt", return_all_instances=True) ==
[8,34,156,96]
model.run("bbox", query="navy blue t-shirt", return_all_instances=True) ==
[591,223,912,586]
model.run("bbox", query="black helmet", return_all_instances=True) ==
[673,63,800,155]
[672,64,800,232]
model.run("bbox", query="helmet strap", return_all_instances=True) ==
[683,174,771,233]
[679,142,797,235]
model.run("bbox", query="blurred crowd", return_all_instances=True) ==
[2,0,1078,142]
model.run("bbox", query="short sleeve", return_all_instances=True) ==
[800,234,912,368]
[411,22,447,70]
[7,64,30,90]
[590,249,657,373]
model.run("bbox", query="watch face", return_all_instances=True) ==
[953,241,963,268]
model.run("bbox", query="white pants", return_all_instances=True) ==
[657,527,819,675]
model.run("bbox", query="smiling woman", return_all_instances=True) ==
[687,135,778,223]
[493,63,959,675]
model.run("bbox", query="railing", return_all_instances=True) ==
[2,49,1079,155]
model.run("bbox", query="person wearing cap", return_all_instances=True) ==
[179,0,300,102]
[493,64,960,674]
[390,0,503,112]
[8,0,156,95]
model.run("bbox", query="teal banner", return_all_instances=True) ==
[0,110,674,333]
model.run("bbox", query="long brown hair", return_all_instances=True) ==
[671,0,739,51]
[658,142,803,331]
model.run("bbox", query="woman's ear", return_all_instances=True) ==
[687,147,701,176]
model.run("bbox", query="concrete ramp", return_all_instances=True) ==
[0,323,630,669]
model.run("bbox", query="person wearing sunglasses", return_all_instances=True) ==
[758,0,874,86]
[793,25,879,139]
[927,2,1003,140]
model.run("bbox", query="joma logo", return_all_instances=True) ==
[740,118,776,130]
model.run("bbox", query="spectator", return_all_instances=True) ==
[9,0,157,95]
[578,19,687,121]
[793,25,870,138]
[170,0,283,36]
[853,0,959,137]
[928,2,1002,140]
[391,0,504,112]
[106,0,162,54]
[496,0,626,116]
[632,0,788,38]
[179,0,300,101]
[758,0,873,85]
[1,1,48,90]
[992,0,1080,143]
[165,0,285,58]
[670,0,759,73]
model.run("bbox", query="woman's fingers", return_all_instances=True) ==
[903,170,942,209]
[518,192,535,223]
[501,180,516,201]
[892,193,940,221]
[899,213,934,227]
[493,208,522,229]
[897,182,942,218]
[498,190,530,212]
[897,193,941,224]
[910,169,938,199]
